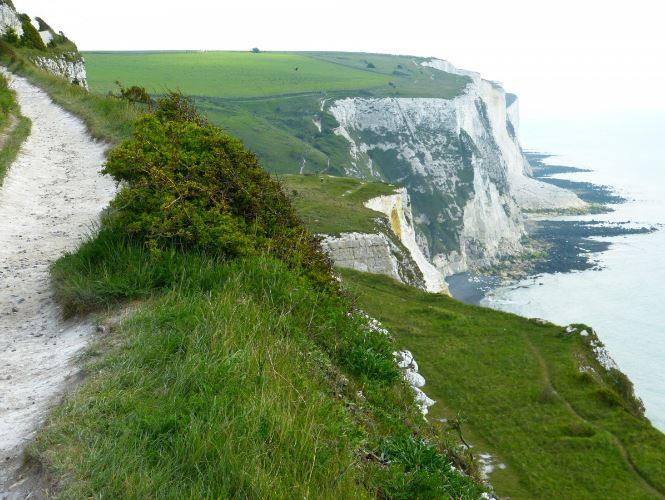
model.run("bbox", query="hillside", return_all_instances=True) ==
[0,33,488,497]
[286,173,665,497]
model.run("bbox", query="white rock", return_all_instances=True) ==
[32,55,89,90]
[39,30,53,46]
[404,368,426,388]
[394,350,414,368]
[365,188,449,293]
[329,58,585,277]
[0,4,23,38]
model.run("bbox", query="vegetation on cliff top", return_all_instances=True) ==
[4,41,664,499]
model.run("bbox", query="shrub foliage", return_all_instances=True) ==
[18,14,46,50]
[103,93,336,289]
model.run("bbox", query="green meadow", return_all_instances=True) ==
[83,50,469,99]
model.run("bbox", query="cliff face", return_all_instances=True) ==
[0,2,22,38]
[329,59,585,276]
[321,188,449,293]
[32,55,88,89]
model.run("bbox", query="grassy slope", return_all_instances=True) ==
[286,174,665,498]
[38,230,484,498]
[341,270,665,499]
[282,174,397,234]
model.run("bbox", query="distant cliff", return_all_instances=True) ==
[328,58,585,276]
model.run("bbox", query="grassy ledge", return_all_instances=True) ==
[282,174,398,235]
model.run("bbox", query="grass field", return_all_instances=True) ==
[83,51,469,100]
[343,269,665,499]
[85,51,391,97]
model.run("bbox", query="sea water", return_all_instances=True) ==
[483,111,665,432]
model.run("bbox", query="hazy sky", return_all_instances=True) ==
[13,0,665,122]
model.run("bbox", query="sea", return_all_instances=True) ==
[483,111,665,432]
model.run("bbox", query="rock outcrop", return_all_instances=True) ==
[364,188,448,292]
[0,1,22,38]
[329,58,586,277]
[320,230,427,290]
[32,55,89,89]
[320,188,451,293]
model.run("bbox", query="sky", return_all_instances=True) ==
[12,0,665,123]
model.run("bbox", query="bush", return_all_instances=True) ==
[2,27,19,45]
[114,81,155,107]
[103,93,336,290]
[18,14,46,50]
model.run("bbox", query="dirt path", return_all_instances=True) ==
[524,335,664,499]
[0,69,115,493]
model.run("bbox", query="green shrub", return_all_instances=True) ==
[103,93,336,291]
[1,27,19,45]
[18,14,46,50]
[114,80,155,107]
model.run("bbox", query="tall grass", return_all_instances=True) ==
[40,229,485,498]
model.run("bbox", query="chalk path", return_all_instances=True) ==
[0,69,115,494]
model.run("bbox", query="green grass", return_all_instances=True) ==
[0,114,30,184]
[282,174,397,234]
[0,72,31,185]
[83,51,469,100]
[35,228,485,498]
[84,51,392,98]
[342,269,665,499]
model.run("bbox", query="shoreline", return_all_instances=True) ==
[447,152,657,305]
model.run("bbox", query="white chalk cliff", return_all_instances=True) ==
[329,58,585,277]
[321,188,451,294]
[364,188,447,292]
[0,2,22,38]
[32,55,89,89]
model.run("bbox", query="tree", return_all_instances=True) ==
[251,47,260,53]
[18,14,46,50]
